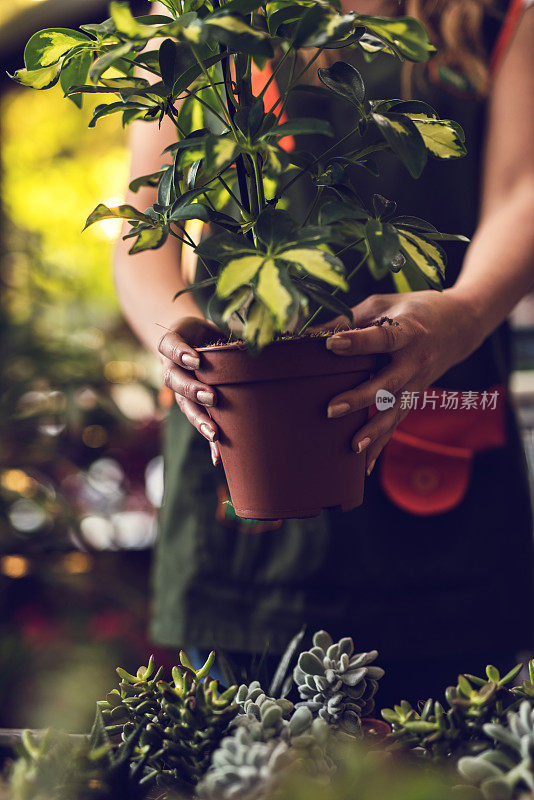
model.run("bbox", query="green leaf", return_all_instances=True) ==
[244,301,275,349]
[196,231,253,263]
[204,15,273,57]
[294,7,355,48]
[356,15,436,62]
[398,230,445,286]
[110,1,157,39]
[60,49,92,108]
[394,216,469,242]
[129,226,168,254]
[301,281,355,324]
[83,203,152,230]
[172,52,229,97]
[318,200,368,225]
[217,254,264,297]
[10,63,62,90]
[222,287,251,320]
[372,112,427,178]
[256,208,294,247]
[89,43,134,83]
[89,101,149,127]
[159,38,180,90]
[317,61,365,105]
[24,28,91,69]
[365,219,401,271]
[406,117,467,159]
[206,136,239,171]
[264,117,334,138]
[257,259,293,329]
[280,248,348,290]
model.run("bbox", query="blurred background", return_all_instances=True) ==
[2,0,534,737]
[0,0,171,734]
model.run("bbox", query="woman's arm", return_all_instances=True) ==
[325,8,534,473]
[114,115,205,355]
[114,5,222,455]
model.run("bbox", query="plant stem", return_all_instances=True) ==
[181,89,229,128]
[302,187,322,227]
[252,154,265,213]
[275,127,359,201]
[298,248,369,335]
[258,45,292,100]
[173,225,215,278]
[190,46,237,136]
[269,47,323,117]
[217,174,246,211]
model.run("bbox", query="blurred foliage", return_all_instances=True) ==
[2,80,129,329]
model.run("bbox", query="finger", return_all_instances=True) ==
[352,294,397,327]
[326,320,409,355]
[308,315,351,334]
[327,358,414,418]
[365,433,392,476]
[163,364,216,407]
[350,390,412,454]
[175,394,219,442]
[159,330,201,370]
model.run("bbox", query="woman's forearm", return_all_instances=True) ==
[450,175,534,349]
[114,226,204,355]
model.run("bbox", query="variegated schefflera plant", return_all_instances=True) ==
[11,0,468,348]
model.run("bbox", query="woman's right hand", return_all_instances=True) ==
[158,316,222,465]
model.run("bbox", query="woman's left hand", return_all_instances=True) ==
[324,288,481,474]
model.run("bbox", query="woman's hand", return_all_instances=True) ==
[158,316,222,465]
[324,288,481,474]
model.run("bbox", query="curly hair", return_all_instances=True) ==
[403,0,498,95]
[314,1,499,97]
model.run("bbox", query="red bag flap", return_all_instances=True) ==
[380,385,507,517]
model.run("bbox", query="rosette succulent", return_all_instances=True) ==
[293,630,384,736]
[199,681,330,800]
[458,701,534,800]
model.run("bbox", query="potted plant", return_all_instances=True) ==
[11,0,468,519]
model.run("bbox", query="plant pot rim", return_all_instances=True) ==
[196,331,333,354]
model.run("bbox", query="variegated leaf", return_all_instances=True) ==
[257,259,293,329]
[217,254,264,297]
[280,248,348,290]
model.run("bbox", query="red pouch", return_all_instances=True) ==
[380,386,507,516]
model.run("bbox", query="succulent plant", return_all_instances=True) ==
[8,724,152,800]
[383,662,531,761]
[293,630,384,736]
[97,651,239,793]
[199,681,331,800]
[458,701,534,800]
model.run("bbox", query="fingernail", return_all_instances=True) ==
[367,458,377,476]
[197,389,215,406]
[353,436,371,454]
[327,401,350,419]
[200,423,216,442]
[326,336,351,353]
[210,442,218,466]
[181,352,200,369]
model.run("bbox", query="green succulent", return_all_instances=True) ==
[199,682,330,800]
[293,630,384,736]
[458,701,534,800]
[383,662,530,760]
[97,651,239,793]
[8,724,152,800]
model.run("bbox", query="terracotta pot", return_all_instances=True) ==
[196,336,374,520]
[361,718,391,742]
